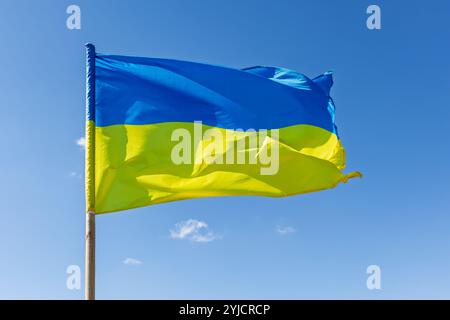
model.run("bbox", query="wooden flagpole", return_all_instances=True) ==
[85,43,96,300]
[85,211,95,300]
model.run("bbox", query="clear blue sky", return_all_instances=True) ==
[0,0,449,299]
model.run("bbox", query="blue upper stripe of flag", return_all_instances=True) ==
[94,54,337,134]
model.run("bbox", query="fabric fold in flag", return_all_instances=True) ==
[88,54,361,214]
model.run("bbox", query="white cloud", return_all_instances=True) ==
[123,257,143,265]
[68,171,82,179]
[76,137,86,149]
[170,219,219,243]
[276,225,296,235]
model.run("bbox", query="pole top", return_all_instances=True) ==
[85,43,96,54]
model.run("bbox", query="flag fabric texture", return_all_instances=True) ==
[86,50,360,214]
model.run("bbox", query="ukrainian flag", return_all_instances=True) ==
[85,44,360,214]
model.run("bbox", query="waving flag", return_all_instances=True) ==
[85,45,360,214]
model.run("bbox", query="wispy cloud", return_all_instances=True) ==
[276,225,296,235]
[76,137,86,150]
[123,257,143,265]
[68,171,82,179]
[170,219,219,243]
